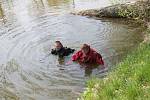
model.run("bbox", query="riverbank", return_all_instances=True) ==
[77,0,150,100]
[74,0,149,20]
[80,41,150,100]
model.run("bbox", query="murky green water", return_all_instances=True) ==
[0,0,145,100]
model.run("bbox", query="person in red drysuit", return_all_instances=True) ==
[71,44,104,65]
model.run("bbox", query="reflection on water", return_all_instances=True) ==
[0,0,145,100]
[47,0,70,6]
[0,3,5,23]
[0,4,3,17]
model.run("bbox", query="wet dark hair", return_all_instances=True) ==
[55,41,63,47]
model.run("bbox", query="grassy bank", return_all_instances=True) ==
[80,42,150,100]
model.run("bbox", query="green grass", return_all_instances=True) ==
[80,43,150,100]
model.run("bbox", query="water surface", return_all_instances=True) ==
[0,0,145,100]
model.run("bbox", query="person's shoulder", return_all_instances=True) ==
[65,47,75,52]
[76,50,82,53]
[90,48,101,55]
[64,47,70,50]
[90,48,97,53]
[73,50,81,55]
[65,47,72,49]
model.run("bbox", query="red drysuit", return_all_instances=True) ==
[72,48,104,65]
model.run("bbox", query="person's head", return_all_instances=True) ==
[81,44,90,55]
[55,41,63,50]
